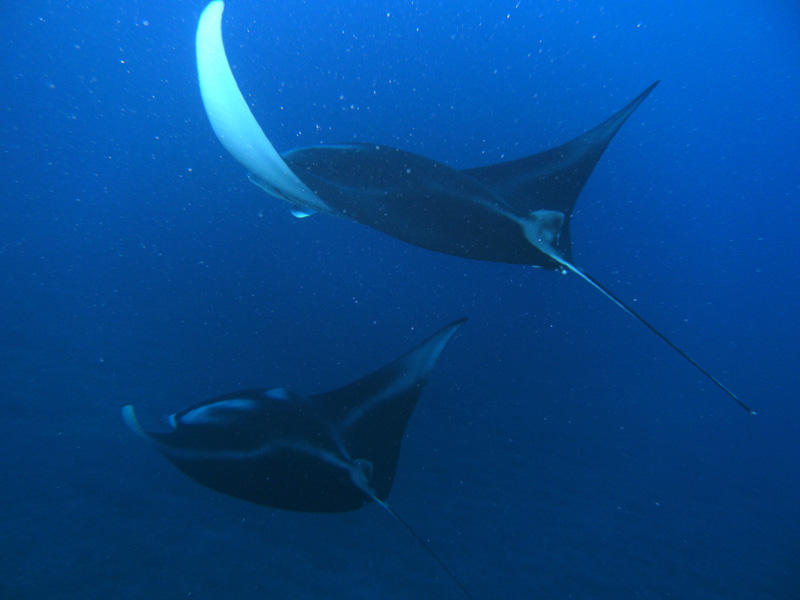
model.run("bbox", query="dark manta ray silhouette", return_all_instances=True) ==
[124,318,475,599]
[196,2,753,414]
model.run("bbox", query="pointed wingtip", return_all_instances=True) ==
[638,80,660,103]
[430,317,468,350]
[399,317,468,383]
[198,1,225,32]
[202,0,224,16]
[618,80,660,118]
[450,316,469,329]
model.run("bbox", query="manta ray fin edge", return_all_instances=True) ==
[311,318,468,499]
[196,1,329,214]
[462,81,660,224]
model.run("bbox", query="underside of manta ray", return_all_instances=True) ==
[195,1,753,414]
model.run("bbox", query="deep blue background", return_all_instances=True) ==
[1,1,798,598]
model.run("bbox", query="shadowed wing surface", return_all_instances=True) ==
[122,319,467,512]
[195,2,753,412]
[311,317,468,500]
[284,82,658,266]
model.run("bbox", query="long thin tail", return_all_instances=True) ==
[563,262,756,414]
[373,496,475,600]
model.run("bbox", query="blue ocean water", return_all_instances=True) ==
[1,0,798,598]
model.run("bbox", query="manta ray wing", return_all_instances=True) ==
[194,2,753,412]
[311,318,467,500]
[122,318,475,598]
[283,145,547,264]
[461,80,660,261]
[122,319,467,512]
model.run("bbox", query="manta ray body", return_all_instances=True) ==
[124,319,474,598]
[195,1,752,413]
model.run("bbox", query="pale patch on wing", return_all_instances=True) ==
[341,350,438,430]
[339,318,465,430]
[160,436,354,472]
[196,1,328,214]
[263,387,291,400]
[178,399,260,426]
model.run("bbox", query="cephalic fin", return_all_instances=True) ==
[122,405,148,439]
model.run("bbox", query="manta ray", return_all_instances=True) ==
[195,1,753,414]
[124,318,474,599]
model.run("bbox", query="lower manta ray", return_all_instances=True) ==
[124,318,475,599]
[195,2,753,414]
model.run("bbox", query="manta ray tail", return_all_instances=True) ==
[368,494,475,600]
[522,212,754,413]
[564,260,755,414]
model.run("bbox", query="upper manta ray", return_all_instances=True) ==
[124,318,475,599]
[196,1,753,414]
